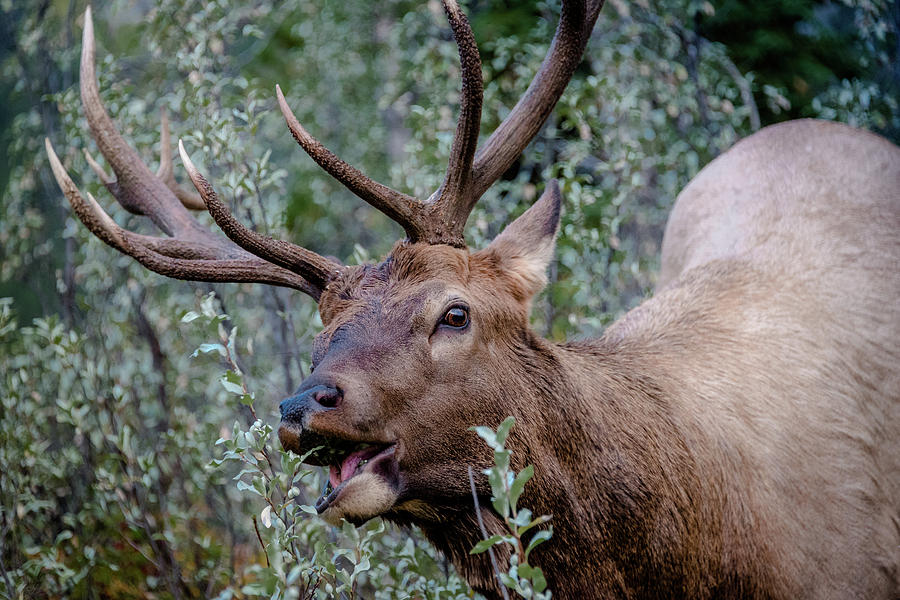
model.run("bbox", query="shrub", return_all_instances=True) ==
[1,0,893,598]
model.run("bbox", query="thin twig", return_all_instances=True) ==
[96,401,187,600]
[252,515,270,568]
[221,337,282,483]
[468,466,510,600]
[130,289,170,420]
[204,556,224,598]
[117,528,162,570]
[303,571,322,600]
[677,25,715,152]
[718,52,761,131]
[0,489,16,598]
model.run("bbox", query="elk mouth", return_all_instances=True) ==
[278,422,403,522]
[314,443,398,514]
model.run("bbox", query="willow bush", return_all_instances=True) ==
[1,0,894,598]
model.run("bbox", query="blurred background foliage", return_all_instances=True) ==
[0,0,897,597]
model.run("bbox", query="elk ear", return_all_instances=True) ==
[478,180,562,300]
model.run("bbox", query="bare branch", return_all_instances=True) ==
[468,466,511,600]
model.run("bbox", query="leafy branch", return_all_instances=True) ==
[470,417,553,599]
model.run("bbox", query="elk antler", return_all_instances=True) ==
[277,0,604,247]
[46,6,342,300]
[275,85,428,242]
[470,1,604,199]
[50,2,603,293]
[426,0,484,240]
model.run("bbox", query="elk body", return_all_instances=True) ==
[47,2,899,599]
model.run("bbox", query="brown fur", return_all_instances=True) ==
[283,120,899,599]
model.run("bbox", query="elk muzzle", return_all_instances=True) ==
[277,378,402,526]
[277,381,346,462]
[280,383,342,419]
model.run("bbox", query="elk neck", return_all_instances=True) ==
[405,320,759,599]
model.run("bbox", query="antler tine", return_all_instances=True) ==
[47,137,126,250]
[45,138,318,294]
[468,0,604,201]
[275,85,428,241]
[275,1,602,248]
[80,6,204,237]
[423,0,604,245]
[83,148,115,186]
[88,108,206,213]
[429,0,483,239]
[47,7,344,300]
[157,109,206,210]
[178,140,343,287]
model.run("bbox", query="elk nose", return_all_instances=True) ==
[279,384,342,423]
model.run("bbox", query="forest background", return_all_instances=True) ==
[1,0,898,598]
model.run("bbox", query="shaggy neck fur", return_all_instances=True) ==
[396,325,782,600]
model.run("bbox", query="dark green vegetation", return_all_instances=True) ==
[1,0,896,598]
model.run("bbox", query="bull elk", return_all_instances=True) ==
[46,2,900,598]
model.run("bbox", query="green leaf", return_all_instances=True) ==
[233,468,257,480]
[252,477,266,497]
[260,505,272,528]
[350,556,371,580]
[517,514,552,537]
[492,495,509,518]
[54,530,73,544]
[499,572,518,590]
[220,378,244,395]
[518,564,537,580]
[495,416,516,446]
[298,445,323,463]
[200,292,218,318]
[531,566,548,593]
[509,464,534,509]
[525,528,553,562]
[512,508,533,529]
[469,425,501,451]
[517,562,548,594]
[193,343,226,358]
[470,534,504,554]
[226,327,239,363]
[236,480,262,497]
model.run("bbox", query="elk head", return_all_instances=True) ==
[277,186,563,526]
[47,0,603,533]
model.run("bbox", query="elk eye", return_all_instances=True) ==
[441,306,469,329]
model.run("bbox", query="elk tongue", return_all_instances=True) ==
[329,445,381,488]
